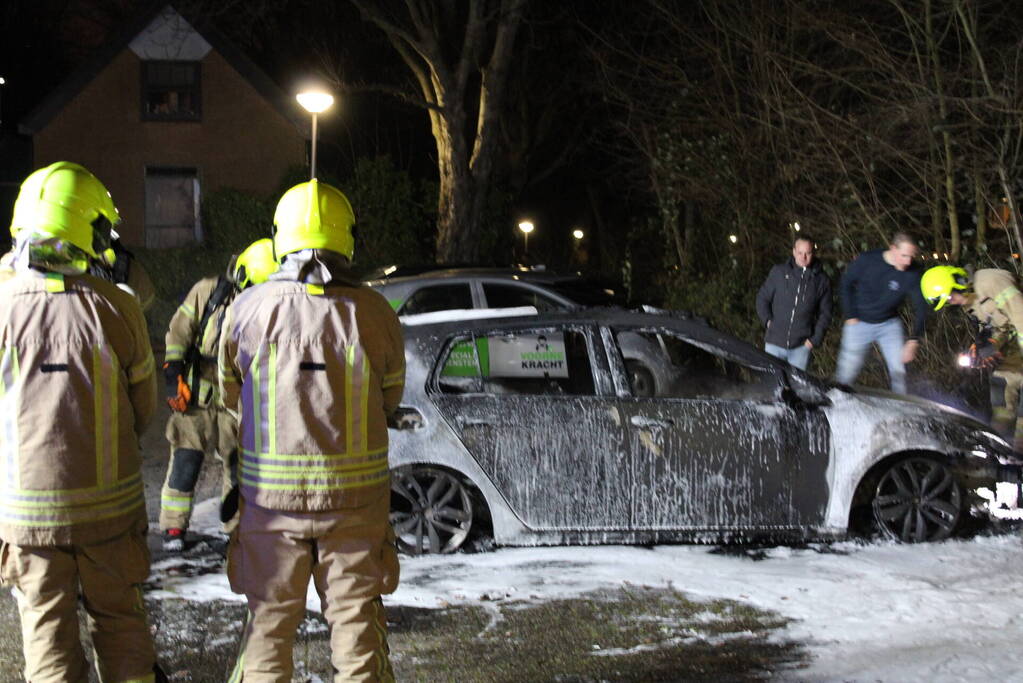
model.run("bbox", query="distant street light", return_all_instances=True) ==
[0,76,6,128]
[572,228,584,241]
[728,234,738,244]
[296,90,335,179]
[518,220,535,259]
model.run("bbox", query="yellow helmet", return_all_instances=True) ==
[921,265,969,311]
[272,179,356,260]
[233,238,278,289]
[10,161,119,258]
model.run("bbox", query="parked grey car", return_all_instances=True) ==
[365,267,671,396]
[388,308,1020,554]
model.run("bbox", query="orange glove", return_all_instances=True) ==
[166,375,192,412]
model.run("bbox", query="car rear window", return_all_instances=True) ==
[481,283,564,312]
[437,328,595,396]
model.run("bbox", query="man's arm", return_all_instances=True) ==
[123,297,157,435]
[810,276,833,347]
[907,270,929,340]
[754,267,777,326]
[380,306,406,418]
[217,305,242,414]
[839,257,862,322]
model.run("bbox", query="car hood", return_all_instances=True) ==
[831,384,1012,458]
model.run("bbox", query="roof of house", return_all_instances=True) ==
[19,3,306,135]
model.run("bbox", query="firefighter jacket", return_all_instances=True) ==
[0,269,157,546]
[218,254,405,513]
[166,276,235,408]
[756,258,832,349]
[967,269,1023,365]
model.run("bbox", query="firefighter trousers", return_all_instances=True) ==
[0,518,156,682]
[990,369,1023,449]
[160,404,238,532]
[226,496,399,682]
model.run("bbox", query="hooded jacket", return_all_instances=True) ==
[756,258,833,349]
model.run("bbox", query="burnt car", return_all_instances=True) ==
[388,308,1021,554]
[365,266,671,397]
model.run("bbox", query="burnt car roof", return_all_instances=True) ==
[401,306,766,359]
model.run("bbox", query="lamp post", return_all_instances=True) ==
[518,220,534,260]
[296,90,334,179]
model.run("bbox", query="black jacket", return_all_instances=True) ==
[756,258,833,349]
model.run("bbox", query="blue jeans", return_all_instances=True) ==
[765,343,811,371]
[834,318,907,393]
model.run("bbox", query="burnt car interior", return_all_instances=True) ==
[615,329,779,402]
[437,327,596,396]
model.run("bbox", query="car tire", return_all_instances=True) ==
[871,456,964,542]
[626,360,656,398]
[390,465,476,555]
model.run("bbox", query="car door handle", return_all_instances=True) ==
[630,415,675,429]
[457,416,495,428]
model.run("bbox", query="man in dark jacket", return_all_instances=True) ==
[834,232,928,394]
[755,236,832,371]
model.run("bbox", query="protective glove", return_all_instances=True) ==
[163,361,191,412]
[971,340,1003,370]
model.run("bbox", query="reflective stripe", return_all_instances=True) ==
[345,344,370,456]
[994,286,1020,307]
[119,674,155,683]
[93,345,118,485]
[249,351,263,456]
[0,473,144,527]
[240,448,389,493]
[267,344,277,455]
[177,302,196,318]
[306,283,325,295]
[44,273,65,293]
[382,366,404,388]
[128,354,155,384]
[161,493,192,511]
[0,347,20,490]
[165,344,186,362]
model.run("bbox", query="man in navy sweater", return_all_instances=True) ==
[835,233,929,393]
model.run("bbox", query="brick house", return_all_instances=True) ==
[19,4,307,248]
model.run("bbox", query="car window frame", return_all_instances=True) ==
[604,323,786,402]
[427,322,614,398]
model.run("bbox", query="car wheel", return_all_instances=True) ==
[626,360,656,398]
[871,457,963,542]
[390,465,474,555]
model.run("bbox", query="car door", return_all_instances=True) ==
[608,327,829,531]
[429,323,634,530]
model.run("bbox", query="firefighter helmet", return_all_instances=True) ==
[233,238,278,289]
[921,265,969,311]
[10,161,119,259]
[272,179,355,260]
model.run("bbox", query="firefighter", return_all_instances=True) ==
[219,179,403,681]
[0,162,163,681]
[160,238,278,551]
[922,265,1023,446]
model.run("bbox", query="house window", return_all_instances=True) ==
[145,168,201,247]
[141,61,200,120]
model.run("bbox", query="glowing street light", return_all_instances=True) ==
[296,89,335,179]
[518,220,534,258]
[728,234,738,244]
[572,228,584,241]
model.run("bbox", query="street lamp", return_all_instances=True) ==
[572,228,584,241]
[0,76,6,128]
[296,89,334,179]
[518,220,534,259]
